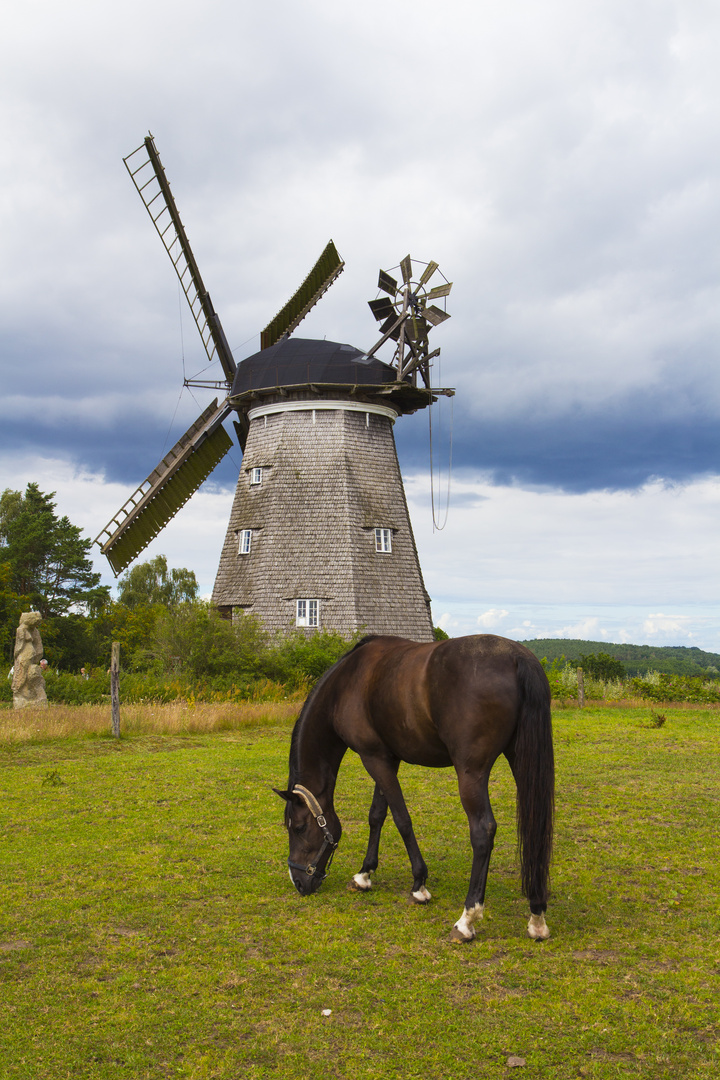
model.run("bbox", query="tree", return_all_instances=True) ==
[151,602,267,678]
[576,652,626,683]
[117,555,199,609]
[0,484,109,618]
[0,562,23,664]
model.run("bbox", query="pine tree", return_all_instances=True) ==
[0,483,109,618]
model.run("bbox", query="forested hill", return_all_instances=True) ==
[521,639,720,677]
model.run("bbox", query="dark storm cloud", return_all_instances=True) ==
[0,410,242,491]
[4,379,715,496]
[395,403,720,493]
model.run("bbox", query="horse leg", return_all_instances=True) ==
[359,754,431,903]
[350,781,390,892]
[450,774,497,943]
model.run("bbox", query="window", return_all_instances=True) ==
[238,529,252,555]
[296,599,319,628]
[375,528,392,553]
[250,467,262,486]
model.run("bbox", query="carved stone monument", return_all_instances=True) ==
[12,611,48,709]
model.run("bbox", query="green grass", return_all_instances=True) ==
[0,706,718,1078]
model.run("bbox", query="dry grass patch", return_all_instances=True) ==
[0,699,300,743]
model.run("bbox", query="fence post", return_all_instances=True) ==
[111,642,121,738]
[577,667,585,708]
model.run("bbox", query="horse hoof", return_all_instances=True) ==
[349,872,372,892]
[411,886,431,904]
[527,913,550,940]
[449,925,475,944]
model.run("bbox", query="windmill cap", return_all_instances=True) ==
[231,337,399,393]
[230,337,433,415]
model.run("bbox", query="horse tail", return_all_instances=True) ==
[511,652,554,910]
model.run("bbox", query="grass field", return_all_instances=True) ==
[0,702,718,1078]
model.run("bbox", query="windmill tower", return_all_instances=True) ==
[95,136,453,641]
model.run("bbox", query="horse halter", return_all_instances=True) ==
[287,784,338,883]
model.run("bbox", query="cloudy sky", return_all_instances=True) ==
[2,0,719,650]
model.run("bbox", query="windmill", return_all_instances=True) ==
[95,135,453,640]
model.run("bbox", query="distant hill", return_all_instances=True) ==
[520,639,720,678]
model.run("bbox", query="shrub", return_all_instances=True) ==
[539,657,576,703]
[260,630,356,689]
[630,673,720,704]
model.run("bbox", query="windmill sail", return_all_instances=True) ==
[260,240,345,350]
[95,399,233,575]
[124,136,236,384]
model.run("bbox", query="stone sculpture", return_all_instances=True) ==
[12,611,48,709]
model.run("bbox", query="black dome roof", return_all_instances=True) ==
[231,337,401,396]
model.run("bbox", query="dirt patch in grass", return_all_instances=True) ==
[589,1048,639,1062]
[572,949,624,963]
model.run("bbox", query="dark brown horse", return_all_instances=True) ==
[275,634,554,941]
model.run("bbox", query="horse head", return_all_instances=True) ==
[273,784,341,895]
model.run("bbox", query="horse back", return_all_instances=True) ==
[329,636,449,766]
[329,634,538,768]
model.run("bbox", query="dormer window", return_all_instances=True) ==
[238,529,252,555]
[375,528,392,553]
[250,467,262,486]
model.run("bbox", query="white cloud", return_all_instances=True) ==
[476,608,510,628]
[546,617,601,640]
[407,473,720,608]
[405,472,720,649]
[642,613,697,639]
[3,0,720,431]
[0,453,233,597]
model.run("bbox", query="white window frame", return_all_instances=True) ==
[238,529,252,555]
[250,467,262,486]
[296,599,319,628]
[375,527,392,553]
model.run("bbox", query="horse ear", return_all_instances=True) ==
[272,787,292,802]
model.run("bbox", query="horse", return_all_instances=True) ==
[274,633,554,942]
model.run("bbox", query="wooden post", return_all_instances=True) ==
[111,642,121,738]
[577,667,585,708]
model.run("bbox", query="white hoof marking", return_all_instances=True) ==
[352,872,372,891]
[452,903,484,941]
[527,912,550,940]
[411,885,432,903]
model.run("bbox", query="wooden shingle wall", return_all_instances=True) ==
[211,403,434,641]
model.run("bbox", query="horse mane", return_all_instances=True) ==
[287,635,378,786]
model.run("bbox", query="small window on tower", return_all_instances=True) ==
[296,599,319,628]
[375,528,392,553]
[238,529,252,555]
[250,467,262,486]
